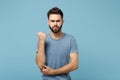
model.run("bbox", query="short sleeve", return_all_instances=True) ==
[70,37,79,53]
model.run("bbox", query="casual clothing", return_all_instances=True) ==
[42,33,79,80]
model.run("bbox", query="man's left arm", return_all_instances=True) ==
[42,52,79,75]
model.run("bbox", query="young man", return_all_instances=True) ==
[36,7,79,80]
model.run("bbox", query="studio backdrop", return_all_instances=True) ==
[0,0,120,80]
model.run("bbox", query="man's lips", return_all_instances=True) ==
[53,26,59,29]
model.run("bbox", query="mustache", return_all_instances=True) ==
[53,25,59,28]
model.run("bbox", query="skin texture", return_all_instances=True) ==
[36,14,79,76]
[36,32,46,70]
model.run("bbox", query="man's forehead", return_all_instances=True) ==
[49,14,62,18]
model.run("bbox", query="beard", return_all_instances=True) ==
[49,25,62,33]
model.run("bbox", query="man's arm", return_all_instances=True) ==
[42,52,79,75]
[53,53,79,75]
[36,32,46,70]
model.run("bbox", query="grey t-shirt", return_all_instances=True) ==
[42,33,79,80]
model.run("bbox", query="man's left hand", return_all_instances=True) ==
[42,65,55,75]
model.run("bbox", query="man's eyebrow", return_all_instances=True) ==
[56,20,61,22]
[50,20,55,22]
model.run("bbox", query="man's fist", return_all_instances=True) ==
[38,32,46,41]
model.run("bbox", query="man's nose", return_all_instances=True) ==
[54,21,57,25]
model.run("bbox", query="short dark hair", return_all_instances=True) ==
[47,7,63,19]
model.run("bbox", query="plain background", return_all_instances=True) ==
[0,0,120,80]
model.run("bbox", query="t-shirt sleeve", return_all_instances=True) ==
[70,36,79,54]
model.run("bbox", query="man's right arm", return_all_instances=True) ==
[36,32,46,70]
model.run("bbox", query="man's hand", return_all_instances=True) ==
[42,65,55,75]
[38,32,46,41]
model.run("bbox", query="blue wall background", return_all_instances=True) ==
[0,0,120,80]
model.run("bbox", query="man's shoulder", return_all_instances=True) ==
[64,33,75,39]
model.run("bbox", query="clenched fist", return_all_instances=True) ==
[38,32,46,41]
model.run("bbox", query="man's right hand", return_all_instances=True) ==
[38,32,46,41]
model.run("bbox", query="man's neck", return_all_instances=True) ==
[50,31,64,40]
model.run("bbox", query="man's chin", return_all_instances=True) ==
[52,31,59,33]
[49,26,62,33]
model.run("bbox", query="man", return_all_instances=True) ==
[36,7,79,80]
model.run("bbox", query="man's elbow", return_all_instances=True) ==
[72,64,78,70]
[36,60,43,70]
[36,61,42,69]
[38,64,43,70]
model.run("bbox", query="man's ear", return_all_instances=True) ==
[48,20,49,25]
[62,19,64,24]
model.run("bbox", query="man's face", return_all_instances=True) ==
[48,14,64,33]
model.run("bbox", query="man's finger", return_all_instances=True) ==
[43,65,48,69]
